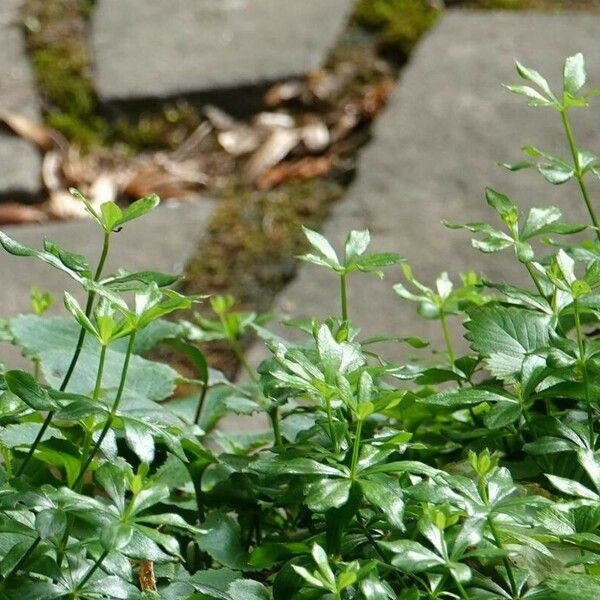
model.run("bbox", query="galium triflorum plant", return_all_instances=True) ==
[0,53,600,599]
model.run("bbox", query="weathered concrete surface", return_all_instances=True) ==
[0,1,42,198]
[257,11,600,362]
[92,0,351,103]
[0,198,214,365]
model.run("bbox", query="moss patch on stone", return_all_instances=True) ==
[354,0,441,59]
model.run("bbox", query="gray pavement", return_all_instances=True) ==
[0,0,42,198]
[257,10,600,362]
[91,0,352,104]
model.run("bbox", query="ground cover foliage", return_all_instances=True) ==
[2,55,600,599]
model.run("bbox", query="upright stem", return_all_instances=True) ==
[350,418,363,480]
[16,233,111,477]
[452,574,470,600]
[573,298,594,446]
[92,345,108,402]
[325,397,339,454]
[269,406,283,448]
[525,262,545,297]
[194,380,209,425]
[73,549,109,594]
[73,332,136,488]
[561,110,600,238]
[487,515,519,599]
[340,273,348,322]
[439,312,455,366]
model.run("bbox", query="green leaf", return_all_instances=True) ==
[423,388,512,407]
[35,509,66,539]
[0,232,82,282]
[547,574,600,599]
[515,59,556,101]
[484,188,517,220]
[100,201,123,231]
[483,401,521,429]
[361,476,405,530]
[101,523,133,551]
[382,539,444,572]
[538,163,575,184]
[197,512,250,570]
[123,417,155,463]
[117,194,160,226]
[4,370,55,410]
[564,53,586,96]
[546,474,599,500]
[63,292,98,339]
[305,479,351,512]
[228,580,270,600]
[465,306,552,380]
[345,230,370,263]
[521,206,561,240]
[9,316,178,401]
[301,227,340,267]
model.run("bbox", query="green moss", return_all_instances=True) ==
[184,180,343,307]
[354,0,440,58]
[23,0,107,148]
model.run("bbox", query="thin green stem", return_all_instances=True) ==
[440,312,455,366]
[350,418,363,480]
[487,515,519,599]
[525,262,545,297]
[16,233,111,477]
[73,549,109,594]
[33,359,41,382]
[573,298,594,446]
[73,332,136,489]
[218,312,257,383]
[91,345,108,402]
[57,344,109,564]
[325,397,339,454]
[452,574,469,600]
[561,110,600,238]
[269,406,283,448]
[194,379,209,425]
[340,273,348,322]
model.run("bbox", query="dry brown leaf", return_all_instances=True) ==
[0,112,65,152]
[243,128,300,185]
[139,561,157,592]
[264,80,304,106]
[204,105,238,130]
[42,150,64,191]
[0,202,48,225]
[301,122,330,153]
[256,155,332,189]
[253,112,296,131]
[217,127,261,156]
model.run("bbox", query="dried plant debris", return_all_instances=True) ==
[0,29,394,224]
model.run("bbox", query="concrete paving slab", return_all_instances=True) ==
[0,198,214,365]
[259,11,600,362]
[92,0,352,104]
[0,0,42,198]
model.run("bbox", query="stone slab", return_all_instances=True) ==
[0,0,42,198]
[0,198,214,365]
[258,11,600,362]
[91,0,352,103]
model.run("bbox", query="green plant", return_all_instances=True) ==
[3,53,600,599]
